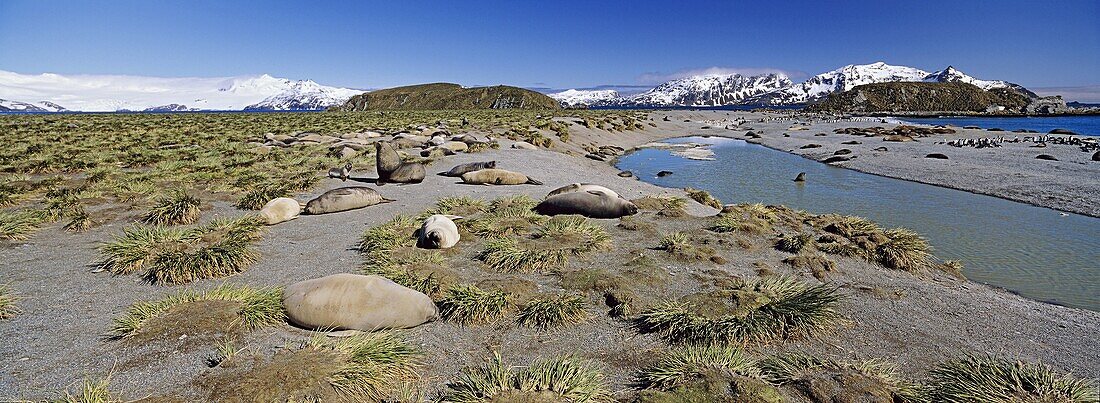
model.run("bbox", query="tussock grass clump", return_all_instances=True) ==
[438,284,512,325]
[442,353,612,403]
[632,195,688,217]
[635,276,842,345]
[0,210,44,241]
[463,195,546,238]
[759,353,923,402]
[637,345,759,390]
[235,183,291,210]
[0,284,20,320]
[98,216,265,284]
[307,332,421,401]
[684,187,722,209]
[878,228,933,272]
[357,215,418,253]
[712,203,777,235]
[926,355,1098,403]
[774,233,816,253]
[783,254,836,279]
[480,215,609,273]
[658,232,717,261]
[144,190,201,225]
[64,206,93,232]
[517,294,589,329]
[55,376,121,403]
[111,284,284,339]
[426,195,487,217]
[361,248,448,297]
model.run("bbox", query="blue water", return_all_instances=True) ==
[617,136,1100,310]
[900,115,1100,137]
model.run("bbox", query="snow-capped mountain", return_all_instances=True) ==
[547,89,619,107]
[0,98,68,112]
[613,73,793,107]
[244,79,363,111]
[0,70,363,112]
[922,66,1035,96]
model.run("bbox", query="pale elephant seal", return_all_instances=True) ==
[304,186,392,214]
[460,169,542,185]
[259,197,301,225]
[440,161,496,177]
[283,273,438,331]
[533,191,638,219]
[512,141,537,150]
[375,141,426,184]
[417,214,462,249]
[546,183,620,199]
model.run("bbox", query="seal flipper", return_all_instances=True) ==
[526,177,543,185]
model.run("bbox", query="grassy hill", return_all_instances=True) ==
[335,83,561,111]
[808,82,1031,113]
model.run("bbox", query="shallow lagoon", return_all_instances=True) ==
[617,136,1100,310]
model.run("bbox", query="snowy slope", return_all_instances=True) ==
[749,62,930,105]
[613,73,792,107]
[547,89,620,107]
[0,99,68,112]
[0,70,363,112]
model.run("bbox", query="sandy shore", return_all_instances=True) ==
[1,112,1098,400]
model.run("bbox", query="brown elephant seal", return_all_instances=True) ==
[304,187,392,214]
[533,191,638,219]
[440,161,496,177]
[375,141,426,184]
[259,197,301,225]
[283,273,438,331]
[417,214,461,249]
[546,183,620,199]
[460,169,542,185]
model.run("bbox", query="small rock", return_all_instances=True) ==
[1093,151,1100,161]
[841,140,862,145]
[814,132,827,136]
[1035,154,1059,161]
[833,149,852,155]
[925,153,949,160]
[799,143,822,149]
[657,170,673,177]
[618,170,634,178]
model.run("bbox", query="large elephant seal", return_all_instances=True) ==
[546,183,620,199]
[533,191,638,219]
[440,161,496,177]
[283,273,438,331]
[375,141,425,184]
[304,187,392,215]
[460,169,542,185]
[259,197,301,225]
[417,214,461,249]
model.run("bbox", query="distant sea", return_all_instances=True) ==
[899,115,1100,137]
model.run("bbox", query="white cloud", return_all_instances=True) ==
[637,66,806,85]
[1031,85,1100,104]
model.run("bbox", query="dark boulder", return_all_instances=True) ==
[799,144,823,149]
[925,153,949,159]
[1035,154,1059,161]
[841,140,862,145]
[1050,128,1078,135]
[657,170,673,177]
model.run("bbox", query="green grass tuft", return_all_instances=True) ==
[774,233,816,253]
[442,353,612,403]
[111,284,284,339]
[307,331,421,401]
[684,188,722,209]
[438,284,512,325]
[361,248,447,297]
[878,228,933,272]
[235,183,291,210]
[55,376,120,403]
[0,210,45,241]
[357,215,418,254]
[516,294,589,329]
[635,276,842,345]
[632,195,688,217]
[479,215,609,273]
[637,345,759,390]
[926,355,1098,403]
[144,190,201,225]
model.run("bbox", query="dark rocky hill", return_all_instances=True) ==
[336,83,561,111]
[808,82,1032,113]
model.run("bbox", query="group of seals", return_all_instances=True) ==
[417,214,461,249]
[304,186,392,215]
[375,141,426,185]
[283,273,438,332]
[546,183,619,199]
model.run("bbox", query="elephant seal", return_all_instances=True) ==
[283,273,438,331]
[375,141,426,184]
[533,191,638,219]
[460,169,542,185]
[417,214,462,249]
[304,187,392,214]
[793,172,806,182]
[546,183,620,199]
[440,161,496,177]
[259,197,301,225]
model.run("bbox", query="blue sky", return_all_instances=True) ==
[1,0,1098,94]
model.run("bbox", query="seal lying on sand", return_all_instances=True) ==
[259,197,301,225]
[534,191,638,219]
[283,273,438,331]
[417,214,461,249]
[460,169,542,185]
[304,187,392,215]
[440,161,496,177]
[546,183,620,199]
[375,141,426,184]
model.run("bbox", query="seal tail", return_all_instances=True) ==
[526,177,543,185]
[380,197,396,204]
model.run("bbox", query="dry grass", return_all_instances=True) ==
[442,353,612,402]
[878,228,934,272]
[516,294,589,330]
[357,215,418,254]
[711,203,778,235]
[684,187,722,209]
[632,195,688,217]
[111,284,284,339]
[479,215,609,273]
[635,276,842,345]
[309,332,421,401]
[143,190,201,225]
[926,355,1098,403]
[759,353,924,402]
[0,210,45,241]
[774,233,816,254]
[438,284,512,325]
[637,345,759,390]
[235,183,292,210]
[98,216,265,284]
[54,376,121,403]
[0,284,21,320]
[361,248,449,298]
